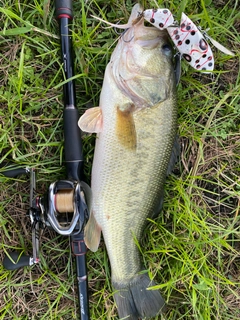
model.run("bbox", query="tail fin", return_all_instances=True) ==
[113,273,165,320]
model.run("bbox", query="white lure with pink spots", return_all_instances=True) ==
[144,9,234,72]
[143,8,174,30]
[144,10,214,72]
[167,13,214,72]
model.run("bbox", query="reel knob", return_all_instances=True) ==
[3,252,34,270]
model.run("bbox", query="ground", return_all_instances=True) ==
[0,0,239,319]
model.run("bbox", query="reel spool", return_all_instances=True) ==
[48,180,87,236]
[55,190,74,213]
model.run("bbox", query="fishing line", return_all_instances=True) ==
[114,21,125,35]
[214,83,221,320]
[212,72,228,319]
[56,190,77,317]
[69,234,77,318]
[55,190,74,213]
[64,191,77,318]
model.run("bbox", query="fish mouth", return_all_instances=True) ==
[122,6,168,45]
[128,4,168,37]
[122,18,168,48]
[99,3,168,45]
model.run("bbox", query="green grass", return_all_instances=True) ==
[0,0,239,319]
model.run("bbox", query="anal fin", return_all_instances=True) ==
[167,135,180,175]
[84,211,101,252]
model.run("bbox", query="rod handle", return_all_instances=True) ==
[64,108,84,180]
[64,108,83,162]
[3,252,32,270]
[55,0,73,19]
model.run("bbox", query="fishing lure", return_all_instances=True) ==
[92,8,234,72]
[167,13,214,72]
[143,8,174,30]
[144,10,234,72]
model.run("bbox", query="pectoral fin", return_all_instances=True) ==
[84,211,101,252]
[78,107,103,133]
[116,106,136,151]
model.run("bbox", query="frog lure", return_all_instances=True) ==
[93,8,235,73]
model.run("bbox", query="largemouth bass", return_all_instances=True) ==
[79,4,177,319]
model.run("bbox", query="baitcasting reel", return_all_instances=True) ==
[3,168,89,270]
[3,1,91,317]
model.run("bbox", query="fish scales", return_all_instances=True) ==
[93,98,177,281]
[79,3,177,319]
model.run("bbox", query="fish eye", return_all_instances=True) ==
[162,43,172,56]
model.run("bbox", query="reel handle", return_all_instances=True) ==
[3,252,33,270]
[0,165,29,178]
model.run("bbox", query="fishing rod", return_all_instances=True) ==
[2,0,90,318]
[55,0,90,317]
